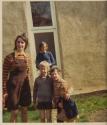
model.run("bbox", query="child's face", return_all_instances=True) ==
[40,44,47,52]
[51,70,60,81]
[39,65,48,77]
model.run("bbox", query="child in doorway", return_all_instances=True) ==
[50,66,78,122]
[36,41,55,69]
[33,61,53,122]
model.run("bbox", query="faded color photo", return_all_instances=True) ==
[2,1,107,123]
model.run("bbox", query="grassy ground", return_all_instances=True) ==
[3,90,107,122]
[73,90,107,122]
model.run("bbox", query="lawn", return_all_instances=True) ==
[3,90,107,122]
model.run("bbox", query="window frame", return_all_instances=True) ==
[24,1,61,80]
[30,1,56,29]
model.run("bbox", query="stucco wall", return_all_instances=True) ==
[55,2,107,94]
[2,2,28,59]
[3,1,107,94]
[2,2,34,90]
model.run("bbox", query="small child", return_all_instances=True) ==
[36,41,55,69]
[50,66,78,122]
[33,61,53,122]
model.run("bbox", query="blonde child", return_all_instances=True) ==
[33,61,53,122]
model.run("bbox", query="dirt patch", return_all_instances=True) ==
[89,109,107,122]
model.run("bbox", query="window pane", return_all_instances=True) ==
[34,32,56,63]
[30,2,53,27]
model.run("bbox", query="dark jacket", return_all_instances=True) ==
[57,97,78,119]
[36,51,55,69]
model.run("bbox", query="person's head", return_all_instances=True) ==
[39,61,50,77]
[14,33,28,52]
[50,66,61,81]
[39,41,48,52]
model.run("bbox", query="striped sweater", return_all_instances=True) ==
[3,51,32,94]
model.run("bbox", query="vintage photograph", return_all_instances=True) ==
[2,1,107,123]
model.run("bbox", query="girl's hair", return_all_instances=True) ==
[14,33,28,50]
[39,41,48,51]
[39,61,50,71]
[50,65,61,74]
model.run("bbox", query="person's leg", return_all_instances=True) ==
[51,108,57,122]
[20,106,28,122]
[46,109,52,122]
[10,109,19,122]
[39,110,45,122]
[57,108,64,123]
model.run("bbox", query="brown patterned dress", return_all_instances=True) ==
[53,78,71,121]
[3,52,31,111]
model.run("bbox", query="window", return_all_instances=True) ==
[25,1,61,79]
[31,2,52,27]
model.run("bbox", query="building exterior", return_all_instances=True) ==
[2,1,107,94]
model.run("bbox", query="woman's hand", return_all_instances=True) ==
[3,93,8,109]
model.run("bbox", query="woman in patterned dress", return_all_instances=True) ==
[3,33,31,122]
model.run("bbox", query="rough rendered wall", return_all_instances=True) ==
[2,2,28,59]
[2,2,34,90]
[55,2,107,94]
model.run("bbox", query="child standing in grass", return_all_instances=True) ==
[33,61,53,122]
[50,66,78,122]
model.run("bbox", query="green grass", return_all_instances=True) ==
[73,92,107,122]
[3,108,40,122]
[3,91,107,122]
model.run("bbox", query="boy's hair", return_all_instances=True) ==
[50,65,61,74]
[39,41,48,50]
[39,61,50,71]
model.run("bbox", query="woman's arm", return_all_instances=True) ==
[3,55,11,95]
